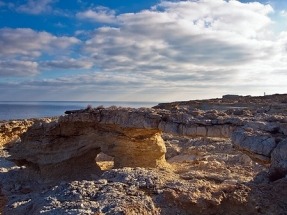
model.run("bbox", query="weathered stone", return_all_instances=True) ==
[232,129,276,164]
[3,93,287,214]
[207,126,221,137]
[270,139,287,175]
[221,125,233,138]
[196,126,207,136]
[158,121,179,134]
[8,111,167,180]
[183,125,197,136]
[6,105,287,182]
[0,120,34,146]
[279,123,287,135]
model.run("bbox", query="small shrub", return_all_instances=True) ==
[96,105,104,110]
[86,104,93,111]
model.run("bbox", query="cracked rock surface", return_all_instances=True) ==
[1,94,287,214]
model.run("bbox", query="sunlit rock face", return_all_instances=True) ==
[6,104,287,181]
[2,94,287,214]
[0,120,34,147]
[7,106,240,180]
[8,109,167,180]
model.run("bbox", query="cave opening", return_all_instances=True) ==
[95,152,114,170]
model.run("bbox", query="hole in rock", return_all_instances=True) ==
[95,152,114,170]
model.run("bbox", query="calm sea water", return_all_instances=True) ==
[0,101,158,121]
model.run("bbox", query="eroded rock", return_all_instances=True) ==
[8,111,167,180]
[232,129,276,164]
[231,116,287,180]
[0,121,34,147]
[269,139,287,180]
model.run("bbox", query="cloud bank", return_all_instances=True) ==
[0,28,80,58]
[1,0,287,101]
[16,0,55,15]
[76,7,117,23]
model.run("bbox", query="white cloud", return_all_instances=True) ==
[83,0,276,76]
[76,6,117,23]
[280,10,287,17]
[41,58,94,69]
[24,72,147,87]
[16,0,55,15]
[76,0,287,99]
[0,28,80,58]
[0,60,38,76]
[2,0,287,101]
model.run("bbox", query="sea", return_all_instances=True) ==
[0,101,159,121]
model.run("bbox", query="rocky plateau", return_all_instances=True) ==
[1,94,287,214]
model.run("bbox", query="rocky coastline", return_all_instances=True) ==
[1,94,287,214]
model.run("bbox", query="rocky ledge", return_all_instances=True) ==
[6,104,287,181]
[1,94,287,214]
[6,107,241,180]
[0,120,34,147]
[231,114,287,180]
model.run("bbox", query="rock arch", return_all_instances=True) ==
[9,107,287,181]
[9,112,167,180]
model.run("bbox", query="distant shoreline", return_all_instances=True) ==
[0,101,158,121]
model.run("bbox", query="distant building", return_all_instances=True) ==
[222,94,241,100]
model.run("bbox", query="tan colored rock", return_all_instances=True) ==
[0,120,34,147]
[9,111,167,180]
[6,106,251,181]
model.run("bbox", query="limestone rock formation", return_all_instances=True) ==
[231,114,287,180]
[153,93,287,115]
[8,110,167,180]
[270,139,287,179]
[5,104,287,182]
[3,137,287,215]
[0,120,34,147]
[232,129,276,164]
[7,106,249,180]
[2,93,287,214]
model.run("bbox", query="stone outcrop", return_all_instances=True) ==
[231,114,287,179]
[153,93,287,114]
[2,93,287,214]
[270,139,287,179]
[0,118,57,147]
[7,107,246,180]
[232,129,276,164]
[6,104,287,181]
[8,109,167,180]
[0,120,34,147]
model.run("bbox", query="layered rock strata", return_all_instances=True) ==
[8,107,243,180]
[0,118,56,147]
[7,106,287,180]
[231,114,287,179]
[0,120,34,147]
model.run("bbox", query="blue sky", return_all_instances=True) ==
[0,0,287,101]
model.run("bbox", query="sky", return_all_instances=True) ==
[0,0,287,102]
